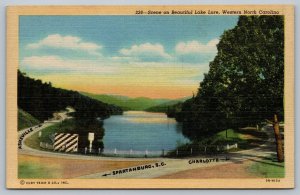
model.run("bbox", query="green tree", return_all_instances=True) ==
[178,16,284,139]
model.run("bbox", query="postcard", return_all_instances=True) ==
[6,5,294,189]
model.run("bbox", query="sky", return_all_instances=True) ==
[19,15,238,99]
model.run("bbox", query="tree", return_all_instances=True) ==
[178,16,284,140]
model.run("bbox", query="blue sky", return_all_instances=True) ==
[19,15,238,99]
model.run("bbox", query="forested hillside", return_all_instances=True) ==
[175,16,284,140]
[18,71,123,121]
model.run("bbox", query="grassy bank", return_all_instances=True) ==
[18,109,40,130]
[18,161,60,179]
[248,155,285,178]
[210,127,268,150]
[169,127,267,157]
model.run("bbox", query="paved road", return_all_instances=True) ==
[18,110,72,153]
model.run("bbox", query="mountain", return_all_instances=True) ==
[81,92,173,111]
[145,97,190,113]
[125,97,170,111]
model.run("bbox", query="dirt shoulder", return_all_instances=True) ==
[157,160,258,179]
[19,154,156,179]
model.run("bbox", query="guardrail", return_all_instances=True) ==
[37,140,239,157]
[58,143,239,157]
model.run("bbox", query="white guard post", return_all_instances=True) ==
[88,132,95,153]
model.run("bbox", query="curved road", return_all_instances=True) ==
[18,111,277,178]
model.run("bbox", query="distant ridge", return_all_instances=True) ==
[145,96,191,113]
[80,92,189,111]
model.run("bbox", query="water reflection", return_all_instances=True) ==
[102,111,190,151]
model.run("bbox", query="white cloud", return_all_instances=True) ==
[175,39,219,55]
[119,43,171,62]
[27,34,102,56]
[21,55,116,74]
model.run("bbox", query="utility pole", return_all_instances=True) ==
[226,112,229,138]
[273,114,284,162]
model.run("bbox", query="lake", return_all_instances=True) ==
[102,111,190,153]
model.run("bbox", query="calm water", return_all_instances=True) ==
[102,111,190,151]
